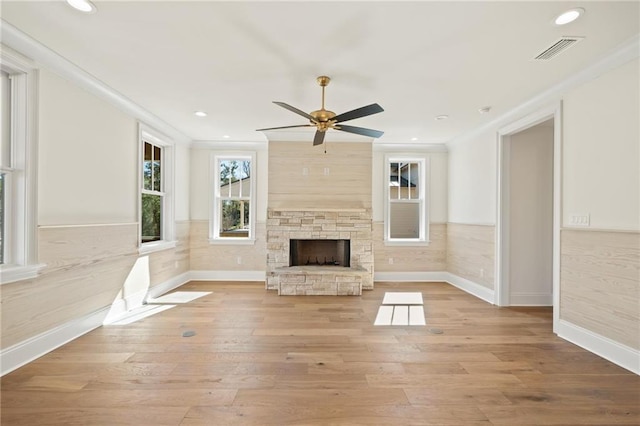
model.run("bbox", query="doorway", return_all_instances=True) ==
[497,105,561,329]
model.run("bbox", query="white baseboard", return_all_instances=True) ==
[189,270,266,281]
[444,272,495,305]
[373,271,495,305]
[509,292,553,306]
[146,271,191,300]
[374,271,450,282]
[0,305,110,376]
[557,319,640,375]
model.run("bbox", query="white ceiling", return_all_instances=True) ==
[1,1,638,144]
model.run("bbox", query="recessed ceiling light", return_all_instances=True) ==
[194,111,207,117]
[435,115,449,121]
[478,106,492,114]
[554,8,584,26]
[411,137,418,141]
[66,0,97,13]
[223,135,230,139]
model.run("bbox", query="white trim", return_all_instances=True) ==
[189,270,266,281]
[373,271,495,305]
[137,240,177,255]
[0,21,191,145]
[0,305,110,376]
[145,271,191,300]
[445,272,495,305]
[210,152,257,243]
[192,140,268,150]
[0,43,40,281]
[495,103,561,332]
[557,319,640,375]
[448,34,639,148]
[0,263,45,285]
[374,271,449,282]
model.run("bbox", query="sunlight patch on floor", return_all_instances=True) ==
[147,291,211,304]
[374,292,426,326]
[107,304,176,325]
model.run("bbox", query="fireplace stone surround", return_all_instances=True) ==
[266,208,373,295]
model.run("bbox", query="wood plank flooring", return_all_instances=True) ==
[1,281,638,425]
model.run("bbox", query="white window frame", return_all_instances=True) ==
[138,124,176,254]
[0,49,44,285]
[384,154,429,246]
[210,152,256,245]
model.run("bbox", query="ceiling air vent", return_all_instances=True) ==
[534,36,584,60]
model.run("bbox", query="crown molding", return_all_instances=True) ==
[448,34,640,147]
[0,19,192,145]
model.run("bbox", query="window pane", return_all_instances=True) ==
[219,160,240,197]
[390,162,419,200]
[0,173,4,264]
[1,71,11,169]
[390,202,420,239]
[153,145,161,191]
[219,199,249,238]
[141,193,162,243]
[143,142,152,191]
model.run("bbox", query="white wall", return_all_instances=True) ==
[563,58,639,230]
[509,123,554,304]
[447,131,496,224]
[174,143,191,221]
[38,70,138,225]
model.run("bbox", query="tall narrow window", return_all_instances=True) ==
[141,141,163,243]
[211,154,255,243]
[385,156,428,243]
[1,53,42,284]
[139,124,175,253]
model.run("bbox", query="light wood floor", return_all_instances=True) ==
[1,281,638,425]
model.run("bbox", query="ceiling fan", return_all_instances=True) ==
[257,76,384,146]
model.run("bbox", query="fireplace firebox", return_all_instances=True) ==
[289,239,350,267]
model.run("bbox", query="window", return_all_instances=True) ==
[1,52,42,284]
[139,125,175,253]
[385,156,428,244]
[211,153,255,243]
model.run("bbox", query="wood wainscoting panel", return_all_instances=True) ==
[189,221,266,271]
[561,229,640,350]
[1,224,140,349]
[373,223,446,272]
[446,223,495,289]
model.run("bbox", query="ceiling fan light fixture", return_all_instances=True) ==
[66,0,97,13]
[435,115,449,121]
[478,106,492,114]
[554,8,584,26]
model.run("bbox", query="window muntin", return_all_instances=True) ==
[211,155,255,242]
[386,157,427,243]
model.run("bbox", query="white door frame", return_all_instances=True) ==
[495,102,562,332]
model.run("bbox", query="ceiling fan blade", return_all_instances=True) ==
[313,130,326,146]
[256,124,313,131]
[273,101,316,122]
[336,124,384,139]
[333,103,384,123]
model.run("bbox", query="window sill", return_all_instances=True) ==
[0,263,46,285]
[138,240,177,255]
[208,238,256,246]
[384,240,431,247]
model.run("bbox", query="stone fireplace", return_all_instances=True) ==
[266,208,373,295]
